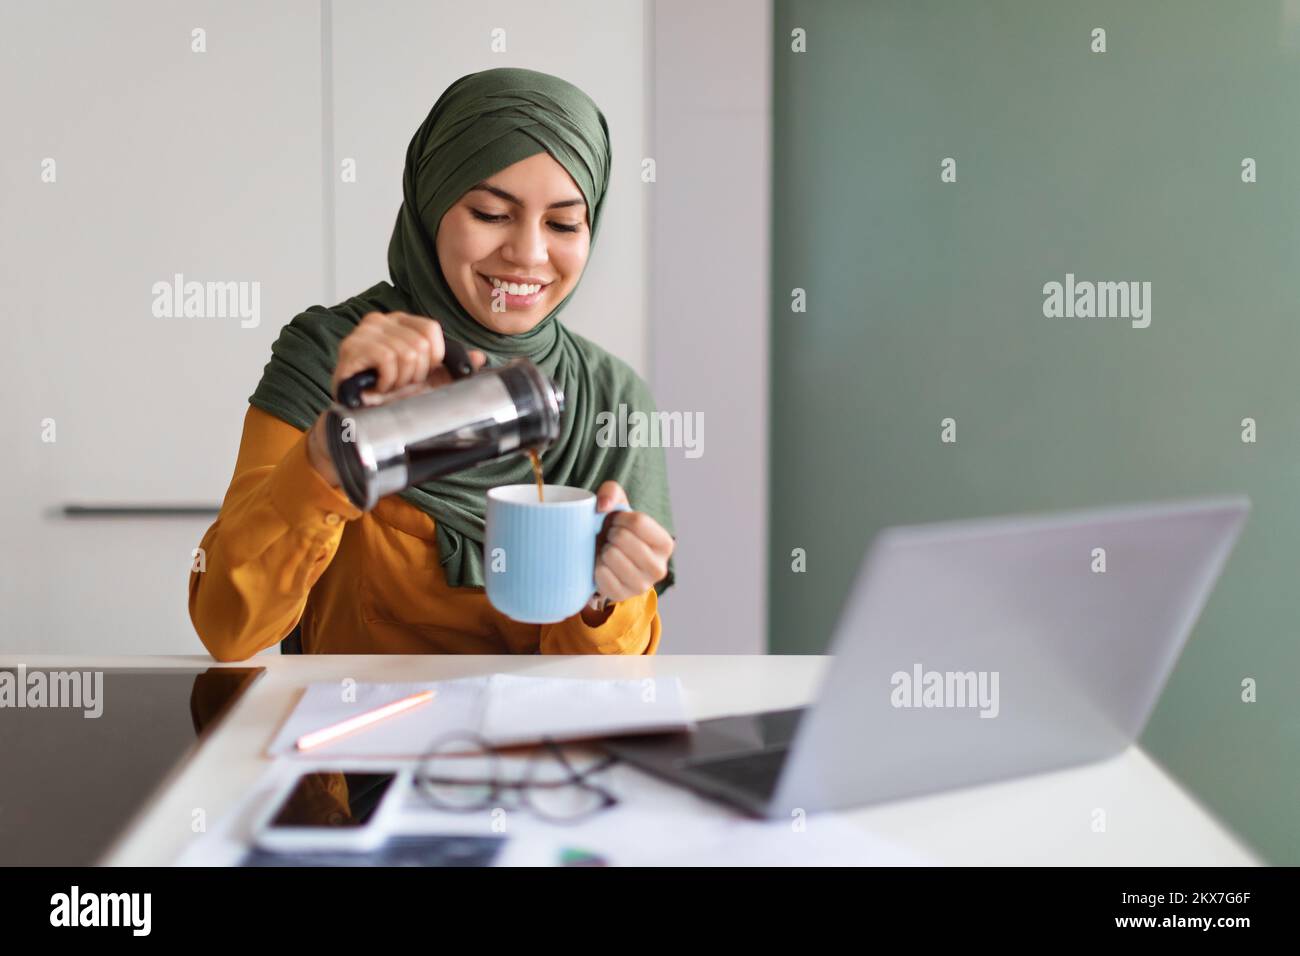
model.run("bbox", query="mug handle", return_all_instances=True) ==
[590,502,632,595]
[591,501,632,536]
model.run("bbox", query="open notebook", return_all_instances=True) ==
[266,674,693,757]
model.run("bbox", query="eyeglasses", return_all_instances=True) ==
[413,732,620,825]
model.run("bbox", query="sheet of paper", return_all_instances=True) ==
[397,760,928,867]
[635,815,927,866]
[480,673,693,747]
[265,674,693,758]
[178,751,927,868]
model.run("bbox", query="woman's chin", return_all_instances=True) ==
[471,306,546,336]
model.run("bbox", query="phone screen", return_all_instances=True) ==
[269,771,397,828]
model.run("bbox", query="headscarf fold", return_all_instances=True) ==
[249,67,675,596]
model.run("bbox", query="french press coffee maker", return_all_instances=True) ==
[324,338,565,511]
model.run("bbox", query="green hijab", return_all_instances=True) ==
[248,67,675,597]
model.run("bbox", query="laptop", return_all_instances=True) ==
[602,496,1249,818]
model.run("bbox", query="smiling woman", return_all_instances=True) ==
[436,154,591,336]
[187,67,677,662]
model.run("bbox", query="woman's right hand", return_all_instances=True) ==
[332,311,488,402]
[305,311,487,487]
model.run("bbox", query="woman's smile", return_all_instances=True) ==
[476,272,551,308]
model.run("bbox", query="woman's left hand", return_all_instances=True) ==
[592,480,674,604]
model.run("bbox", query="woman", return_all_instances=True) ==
[190,68,676,661]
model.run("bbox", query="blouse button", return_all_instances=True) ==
[324,512,341,526]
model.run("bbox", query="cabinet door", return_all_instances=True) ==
[0,1,324,653]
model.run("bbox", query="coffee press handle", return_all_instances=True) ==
[335,336,476,409]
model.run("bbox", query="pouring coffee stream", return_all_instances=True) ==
[327,335,563,511]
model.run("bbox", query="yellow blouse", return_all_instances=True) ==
[189,405,661,661]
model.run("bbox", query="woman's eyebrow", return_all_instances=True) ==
[469,182,586,210]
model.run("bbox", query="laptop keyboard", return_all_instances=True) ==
[684,746,789,800]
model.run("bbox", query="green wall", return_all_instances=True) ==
[770,0,1300,863]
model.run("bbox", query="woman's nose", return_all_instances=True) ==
[503,221,549,267]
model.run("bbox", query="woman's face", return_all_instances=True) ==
[435,151,591,335]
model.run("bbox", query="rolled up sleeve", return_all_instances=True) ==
[189,406,362,662]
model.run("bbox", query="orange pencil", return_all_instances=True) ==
[295,689,436,752]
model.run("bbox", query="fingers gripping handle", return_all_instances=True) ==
[335,336,476,409]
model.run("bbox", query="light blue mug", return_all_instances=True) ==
[485,484,631,623]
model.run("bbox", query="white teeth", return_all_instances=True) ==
[489,276,542,295]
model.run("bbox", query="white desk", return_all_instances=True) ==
[9,654,1258,866]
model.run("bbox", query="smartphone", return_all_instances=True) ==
[254,767,410,853]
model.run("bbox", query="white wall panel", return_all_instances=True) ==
[0,0,324,653]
